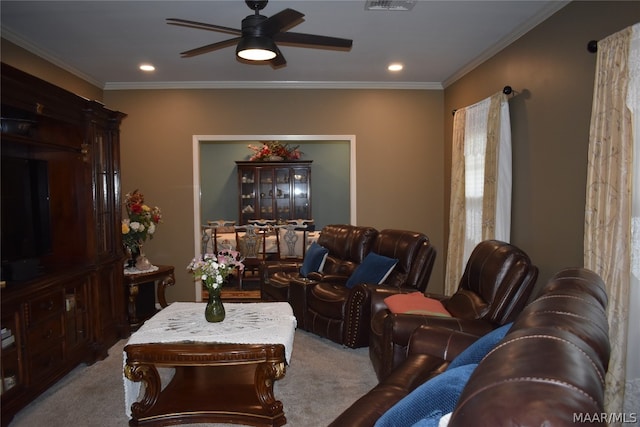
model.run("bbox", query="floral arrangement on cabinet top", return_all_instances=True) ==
[121,189,162,257]
[248,141,302,161]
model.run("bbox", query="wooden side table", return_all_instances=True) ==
[124,265,175,330]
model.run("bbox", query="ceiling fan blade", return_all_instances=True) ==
[256,8,305,36]
[166,18,241,36]
[270,46,287,68]
[180,37,242,58]
[274,32,353,49]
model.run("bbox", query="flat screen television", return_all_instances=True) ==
[1,155,52,281]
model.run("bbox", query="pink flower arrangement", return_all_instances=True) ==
[187,251,245,291]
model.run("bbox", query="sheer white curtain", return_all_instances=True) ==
[628,24,640,419]
[445,93,512,294]
[584,22,639,423]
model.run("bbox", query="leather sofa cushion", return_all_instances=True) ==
[308,283,351,319]
[444,288,489,319]
[372,229,425,276]
[317,224,377,263]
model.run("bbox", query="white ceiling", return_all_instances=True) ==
[0,0,569,90]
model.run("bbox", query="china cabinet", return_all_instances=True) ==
[236,161,312,224]
[0,63,128,425]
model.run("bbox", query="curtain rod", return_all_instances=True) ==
[451,86,513,116]
[588,40,598,53]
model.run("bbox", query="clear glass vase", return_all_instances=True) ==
[134,243,153,271]
[205,287,225,322]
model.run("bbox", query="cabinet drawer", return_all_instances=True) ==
[28,342,64,383]
[27,316,63,352]
[28,292,64,324]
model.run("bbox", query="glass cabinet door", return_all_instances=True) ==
[292,167,311,219]
[259,168,275,219]
[236,161,312,224]
[275,168,291,221]
[239,168,257,224]
[0,309,23,396]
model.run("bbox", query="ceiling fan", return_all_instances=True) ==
[167,0,353,68]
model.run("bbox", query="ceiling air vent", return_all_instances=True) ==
[365,0,416,11]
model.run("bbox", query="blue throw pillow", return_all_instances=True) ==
[299,242,329,277]
[345,252,399,289]
[446,322,513,370]
[410,411,447,427]
[374,364,478,427]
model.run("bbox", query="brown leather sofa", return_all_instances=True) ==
[367,239,538,379]
[262,224,379,302]
[329,267,610,427]
[287,225,437,348]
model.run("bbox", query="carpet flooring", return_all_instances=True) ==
[8,329,378,427]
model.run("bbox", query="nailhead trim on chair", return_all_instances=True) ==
[345,287,367,348]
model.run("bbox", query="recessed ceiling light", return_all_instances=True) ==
[388,63,403,72]
[139,64,155,72]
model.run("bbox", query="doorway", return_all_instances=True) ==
[191,135,356,298]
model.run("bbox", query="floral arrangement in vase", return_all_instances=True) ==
[187,251,245,322]
[187,251,245,292]
[121,190,162,266]
[248,141,302,161]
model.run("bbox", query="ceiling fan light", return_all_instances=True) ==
[236,36,277,61]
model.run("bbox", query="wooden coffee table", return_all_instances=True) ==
[123,302,297,427]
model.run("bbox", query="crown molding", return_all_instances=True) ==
[103,80,443,91]
[1,27,104,88]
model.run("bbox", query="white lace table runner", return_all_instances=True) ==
[123,302,297,418]
[123,265,159,275]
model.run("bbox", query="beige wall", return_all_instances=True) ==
[444,1,640,289]
[103,88,445,302]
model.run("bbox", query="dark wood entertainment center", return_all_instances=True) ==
[0,63,129,425]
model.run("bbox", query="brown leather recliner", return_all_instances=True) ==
[449,267,610,426]
[368,239,538,380]
[330,267,609,427]
[288,224,377,342]
[262,224,379,303]
[293,227,436,348]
